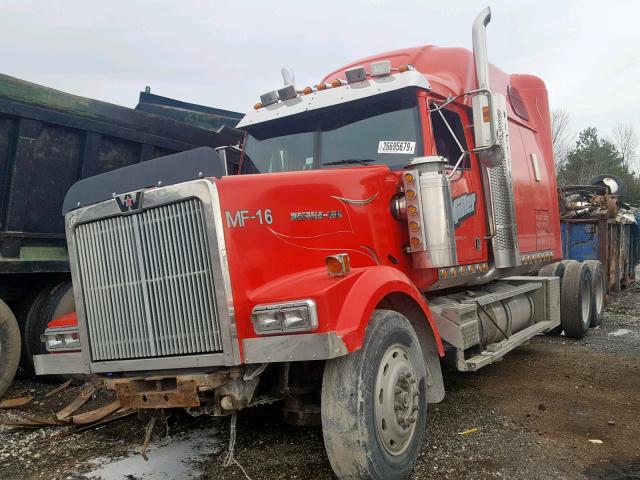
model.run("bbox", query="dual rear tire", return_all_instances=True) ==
[539,259,606,338]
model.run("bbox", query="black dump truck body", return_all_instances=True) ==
[0,73,244,396]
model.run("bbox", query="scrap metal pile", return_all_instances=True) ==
[559,174,639,224]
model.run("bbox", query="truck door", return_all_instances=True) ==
[426,101,487,263]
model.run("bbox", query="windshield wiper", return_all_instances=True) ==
[322,158,375,166]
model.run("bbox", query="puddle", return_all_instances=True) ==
[84,428,223,480]
[609,328,632,337]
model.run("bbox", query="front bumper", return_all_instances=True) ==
[35,331,349,377]
[34,352,85,375]
[242,332,348,363]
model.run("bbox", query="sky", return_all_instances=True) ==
[1,0,639,147]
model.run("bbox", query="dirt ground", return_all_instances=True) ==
[1,282,639,480]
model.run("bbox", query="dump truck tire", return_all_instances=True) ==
[321,310,427,480]
[584,260,605,327]
[561,262,592,339]
[23,281,74,377]
[0,299,21,399]
[539,262,567,335]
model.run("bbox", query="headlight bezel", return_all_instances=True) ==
[40,326,81,352]
[251,299,318,335]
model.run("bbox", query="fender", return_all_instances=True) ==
[334,266,444,356]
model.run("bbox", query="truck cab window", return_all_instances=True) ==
[241,89,422,174]
[430,106,469,168]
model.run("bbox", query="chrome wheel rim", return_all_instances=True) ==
[374,344,419,456]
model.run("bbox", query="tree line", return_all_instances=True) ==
[552,110,640,203]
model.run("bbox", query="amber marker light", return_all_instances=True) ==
[326,253,350,277]
[316,82,327,91]
[482,105,491,122]
[330,79,343,88]
[410,237,422,249]
[404,173,415,184]
[253,103,263,110]
[398,64,410,73]
[406,189,416,200]
[407,205,418,216]
[302,86,313,95]
[409,221,420,232]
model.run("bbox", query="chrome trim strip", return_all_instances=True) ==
[331,193,379,205]
[65,179,241,372]
[89,353,228,373]
[243,332,348,364]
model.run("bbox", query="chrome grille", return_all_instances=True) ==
[74,199,222,361]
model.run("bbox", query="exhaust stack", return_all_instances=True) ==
[470,7,521,269]
[472,7,492,91]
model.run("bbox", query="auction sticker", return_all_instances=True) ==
[378,140,416,154]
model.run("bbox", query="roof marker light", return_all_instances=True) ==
[260,90,279,107]
[370,60,392,77]
[330,79,344,88]
[316,82,327,90]
[302,86,313,95]
[345,66,367,83]
[398,64,410,73]
[253,102,263,110]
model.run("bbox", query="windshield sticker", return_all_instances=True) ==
[378,141,416,154]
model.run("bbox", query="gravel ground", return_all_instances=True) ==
[1,281,639,480]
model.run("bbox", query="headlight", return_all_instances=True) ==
[40,327,80,352]
[251,300,318,335]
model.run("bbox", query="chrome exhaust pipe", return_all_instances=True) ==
[472,7,492,91]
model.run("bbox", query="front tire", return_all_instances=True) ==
[321,310,427,480]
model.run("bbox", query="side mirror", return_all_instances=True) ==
[471,90,509,168]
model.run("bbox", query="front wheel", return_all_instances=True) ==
[321,310,427,480]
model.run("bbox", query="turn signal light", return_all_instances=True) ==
[482,105,491,122]
[326,253,351,277]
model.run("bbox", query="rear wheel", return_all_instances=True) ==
[561,262,592,339]
[584,260,605,327]
[0,299,21,399]
[538,261,568,335]
[321,310,427,480]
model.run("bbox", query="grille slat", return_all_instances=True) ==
[75,198,223,362]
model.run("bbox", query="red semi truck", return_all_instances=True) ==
[35,8,603,479]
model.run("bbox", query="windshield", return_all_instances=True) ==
[241,89,422,173]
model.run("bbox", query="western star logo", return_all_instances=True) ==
[115,191,143,213]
